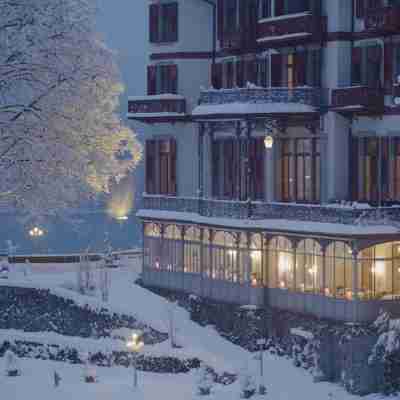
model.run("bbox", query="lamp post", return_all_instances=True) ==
[264,135,274,149]
[256,338,266,395]
[29,227,45,254]
[126,331,144,389]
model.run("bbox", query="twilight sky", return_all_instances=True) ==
[96,0,147,123]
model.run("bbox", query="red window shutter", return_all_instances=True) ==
[275,0,285,16]
[145,140,156,194]
[246,59,257,85]
[212,141,220,197]
[149,4,159,43]
[147,65,157,95]
[294,52,307,87]
[217,0,224,41]
[211,63,222,89]
[236,60,244,88]
[169,65,178,94]
[384,42,394,89]
[224,139,234,198]
[226,61,234,88]
[168,2,178,42]
[169,139,177,195]
[271,54,282,87]
[356,0,365,18]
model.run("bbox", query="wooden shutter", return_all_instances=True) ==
[212,141,220,197]
[217,0,224,41]
[384,42,394,90]
[169,64,178,94]
[246,59,257,85]
[271,54,282,87]
[275,0,285,16]
[294,52,307,86]
[352,47,362,85]
[146,140,156,194]
[147,65,157,95]
[211,63,223,89]
[224,139,234,198]
[236,60,245,87]
[149,4,159,43]
[226,61,234,88]
[168,2,178,42]
[356,0,365,18]
[169,139,177,195]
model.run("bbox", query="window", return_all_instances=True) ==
[268,236,294,289]
[259,0,272,19]
[145,138,177,196]
[147,64,178,95]
[149,2,178,43]
[352,45,382,87]
[211,138,265,200]
[351,136,400,203]
[280,138,320,203]
[275,0,310,16]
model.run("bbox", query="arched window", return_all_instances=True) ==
[163,225,182,272]
[184,226,201,274]
[250,234,263,287]
[296,239,323,294]
[325,242,352,299]
[144,223,161,270]
[144,223,160,237]
[358,241,399,300]
[268,236,294,289]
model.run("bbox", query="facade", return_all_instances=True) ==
[129,0,400,323]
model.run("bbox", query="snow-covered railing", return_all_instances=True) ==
[198,87,324,109]
[257,13,326,43]
[331,86,384,112]
[364,5,400,32]
[142,194,400,227]
[128,94,186,116]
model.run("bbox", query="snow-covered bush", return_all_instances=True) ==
[4,349,20,377]
[196,363,213,395]
[239,369,256,399]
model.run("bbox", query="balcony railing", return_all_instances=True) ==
[198,87,323,110]
[257,13,326,44]
[331,86,385,113]
[142,194,400,227]
[127,95,186,121]
[364,6,400,32]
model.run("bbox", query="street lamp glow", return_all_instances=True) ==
[29,227,44,237]
[126,331,144,389]
[116,215,128,221]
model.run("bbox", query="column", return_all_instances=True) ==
[351,243,359,301]
[180,227,186,291]
[235,121,242,201]
[199,227,204,297]
[245,120,252,201]
[198,124,205,198]
[204,127,214,198]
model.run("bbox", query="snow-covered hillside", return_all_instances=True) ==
[1,261,380,399]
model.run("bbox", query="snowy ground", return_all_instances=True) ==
[1,260,387,399]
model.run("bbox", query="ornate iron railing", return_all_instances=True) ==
[128,96,186,115]
[142,194,400,227]
[198,87,323,109]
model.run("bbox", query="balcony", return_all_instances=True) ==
[141,194,400,234]
[127,95,187,123]
[257,13,326,45]
[364,6,400,33]
[192,87,323,119]
[331,86,385,114]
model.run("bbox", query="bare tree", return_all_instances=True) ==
[0,0,141,215]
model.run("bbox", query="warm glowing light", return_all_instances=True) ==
[107,178,134,221]
[251,277,258,286]
[278,253,291,274]
[250,251,261,261]
[308,265,317,275]
[264,135,274,149]
[372,261,385,276]
[116,215,128,221]
[280,281,286,289]
[29,227,44,237]
[227,249,237,258]
[126,331,144,352]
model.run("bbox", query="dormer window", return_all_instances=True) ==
[149,2,178,43]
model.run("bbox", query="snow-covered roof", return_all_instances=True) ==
[192,102,316,117]
[127,112,186,118]
[136,209,399,237]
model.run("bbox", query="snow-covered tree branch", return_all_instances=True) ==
[0,0,142,215]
